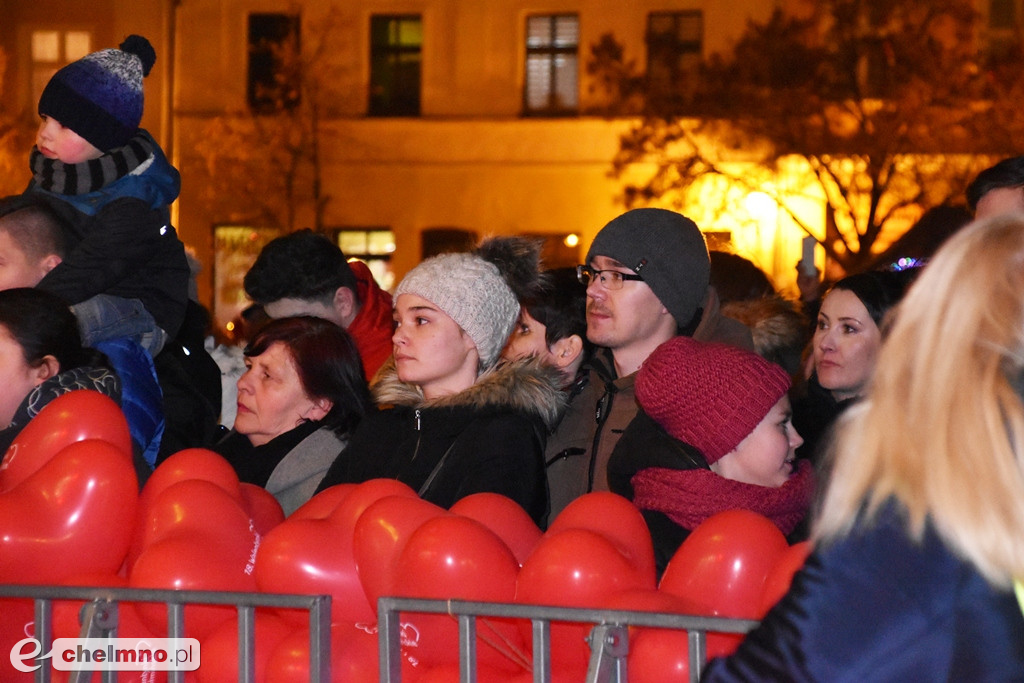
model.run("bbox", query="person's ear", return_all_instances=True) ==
[332,286,357,326]
[33,355,59,385]
[550,334,584,370]
[302,397,333,423]
[39,253,63,277]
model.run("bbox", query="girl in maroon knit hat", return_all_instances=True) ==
[607,336,814,575]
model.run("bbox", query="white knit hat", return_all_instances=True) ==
[396,251,520,369]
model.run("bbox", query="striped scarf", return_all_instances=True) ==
[30,132,154,195]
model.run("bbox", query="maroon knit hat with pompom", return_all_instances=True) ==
[635,336,791,463]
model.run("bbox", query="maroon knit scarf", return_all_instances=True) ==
[631,460,815,535]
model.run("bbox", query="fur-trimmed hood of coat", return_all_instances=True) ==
[372,356,567,431]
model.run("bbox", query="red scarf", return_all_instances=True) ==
[631,460,815,535]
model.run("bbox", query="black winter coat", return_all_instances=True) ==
[316,358,565,525]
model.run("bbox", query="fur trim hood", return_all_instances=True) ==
[372,356,567,430]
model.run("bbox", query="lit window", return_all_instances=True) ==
[31,30,92,106]
[248,13,301,112]
[212,226,283,335]
[524,14,579,116]
[369,15,422,117]
[336,228,396,291]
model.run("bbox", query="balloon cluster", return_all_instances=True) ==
[0,390,811,682]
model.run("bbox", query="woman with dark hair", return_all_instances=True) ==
[791,269,915,464]
[0,287,120,452]
[214,316,370,515]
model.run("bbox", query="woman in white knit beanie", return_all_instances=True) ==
[315,237,565,524]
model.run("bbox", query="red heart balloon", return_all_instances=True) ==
[0,599,35,682]
[326,478,421,529]
[129,470,259,639]
[0,391,131,493]
[138,448,243,511]
[759,540,813,617]
[239,482,286,536]
[265,621,418,683]
[516,527,654,676]
[392,515,523,671]
[547,491,657,583]
[197,612,295,683]
[0,439,138,584]
[628,628,692,683]
[660,509,788,620]
[289,483,356,521]
[256,516,375,625]
[130,531,259,639]
[352,495,447,613]
[256,479,429,626]
[127,448,244,569]
[449,492,542,567]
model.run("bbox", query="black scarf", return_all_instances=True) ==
[30,132,154,195]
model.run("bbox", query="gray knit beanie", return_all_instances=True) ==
[396,252,519,369]
[586,208,710,328]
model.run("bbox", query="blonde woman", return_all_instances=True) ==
[704,215,1024,680]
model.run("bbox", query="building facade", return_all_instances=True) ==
[1,0,1006,332]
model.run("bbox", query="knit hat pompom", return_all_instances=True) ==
[38,34,155,152]
[636,337,791,463]
[396,236,544,369]
[587,208,710,329]
[119,35,157,77]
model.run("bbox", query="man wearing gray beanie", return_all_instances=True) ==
[545,208,753,524]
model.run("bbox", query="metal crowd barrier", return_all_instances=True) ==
[0,584,331,683]
[378,597,758,683]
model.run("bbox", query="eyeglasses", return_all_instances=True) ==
[576,264,644,290]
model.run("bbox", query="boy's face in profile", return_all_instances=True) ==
[0,229,53,291]
[36,116,103,164]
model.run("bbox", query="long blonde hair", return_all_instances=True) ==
[814,214,1024,587]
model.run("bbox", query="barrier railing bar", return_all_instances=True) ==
[33,598,51,683]
[379,597,758,683]
[0,585,329,608]
[531,618,551,683]
[168,602,185,683]
[690,628,711,679]
[309,596,331,683]
[238,604,256,683]
[379,597,757,633]
[457,614,477,683]
[0,585,331,683]
[379,600,403,683]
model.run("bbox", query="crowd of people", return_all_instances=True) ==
[4,33,1024,678]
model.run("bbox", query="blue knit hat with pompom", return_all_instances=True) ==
[38,35,156,152]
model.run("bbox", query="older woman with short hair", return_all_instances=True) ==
[214,316,369,515]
